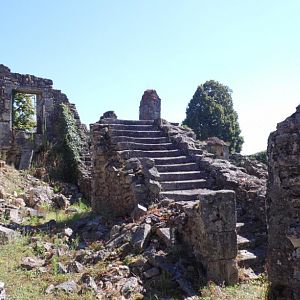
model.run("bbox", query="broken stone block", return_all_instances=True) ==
[51,194,70,209]
[12,197,26,208]
[21,256,45,270]
[54,280,79,293]
[109,224,121,239]
[79,273,98,294]
[156,227,172,247]
[58,262,68,274]
[22,207,45,218]
[120,277,140,298]
[26,186,54,208]
[67,261,84,273]
[5,208,21,223]
[131,224,151,251]
[45,284,55,294]
[0,225,19,244]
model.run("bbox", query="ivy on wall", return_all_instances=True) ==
[47,103,83,183]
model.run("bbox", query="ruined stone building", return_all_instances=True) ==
[91,89,267,284]
[0,65,90,197]
[0,65,270,287]
[267,106,300,300]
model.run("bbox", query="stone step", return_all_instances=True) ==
[112,136,169,144]
[111,130,163,138]
[160,189,211,201]
[237,235,251,249]
[237,250,258,268]
[156,163,199,172]
[118,149,182,159]
[159,171,204,181]
[101,119,154,125]
[154,156,192,165]
[117,142,175,151]
[107,124,156,131]
[160,179,207,191]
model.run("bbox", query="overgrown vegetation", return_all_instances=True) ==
[248,150,267,165]
[39,103,83,183]
[0,234,95,300]
[12,92,37,131]
[183,80,244,153]
[24,199,91,227]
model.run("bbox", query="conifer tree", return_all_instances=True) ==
[183,80,244,153]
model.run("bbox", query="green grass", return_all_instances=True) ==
[0,199,97,299]
[199,278,268,300]
[0,235,96,299]
[25,199,92,227]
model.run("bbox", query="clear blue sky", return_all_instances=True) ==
[1,0,299,154]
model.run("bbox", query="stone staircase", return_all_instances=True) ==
[101,118,260,274]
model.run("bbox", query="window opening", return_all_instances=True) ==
[12,92,37,132]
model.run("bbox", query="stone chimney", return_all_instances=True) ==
[139,89,161,120]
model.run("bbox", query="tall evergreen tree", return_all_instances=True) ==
[183,80,244,153]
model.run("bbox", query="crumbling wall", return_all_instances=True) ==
[267,105,300,300]
[200,157,267,235]
[0,64,90,198]
[176,190,238,285]
[157,119,266,235]
[91,120,161,216]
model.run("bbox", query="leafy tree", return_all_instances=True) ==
[183,80,244,153]
[12,92,36,131]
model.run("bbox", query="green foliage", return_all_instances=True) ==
[248,150,267,164]
[12,92,37,131]
[49,103,83,183]
[183,80,244,153]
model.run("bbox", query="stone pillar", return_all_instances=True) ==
[139,89,161,120]
[178,190,238,285]
[267,105,300,300]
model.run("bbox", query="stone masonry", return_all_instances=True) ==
[90,114,239,284]
[91,91,267,284]
[0,65,91,198]
[157,118,267,272]
[267,105,300,300]
[139,89,161,120]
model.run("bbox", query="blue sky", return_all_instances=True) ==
[1,0,299,154]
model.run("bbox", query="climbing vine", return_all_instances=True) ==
[47,103,83,183]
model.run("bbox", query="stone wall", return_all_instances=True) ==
[139,89,161,120]
[176,190,238,285]
[267,106,300,300]
[0,65,90,198]
[156,119,266,238]
[91,120,161,216]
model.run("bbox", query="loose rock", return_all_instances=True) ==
[131,224,151,251]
